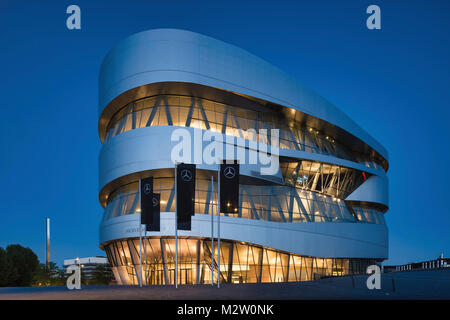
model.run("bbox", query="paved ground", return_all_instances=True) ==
[1,269,449,300]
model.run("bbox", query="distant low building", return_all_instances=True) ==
[384,254,450,273]
[64,256,112,280]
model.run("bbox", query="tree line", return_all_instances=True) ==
[0,244,113,287]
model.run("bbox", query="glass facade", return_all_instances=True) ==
[104,94,385,171]
[102,176,385,225]
[349,206,386,225]
[104,238,376,285]
[280,160,370,199]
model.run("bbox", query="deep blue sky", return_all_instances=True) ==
[0,0,449,266]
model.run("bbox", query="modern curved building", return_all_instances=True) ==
[98,29,389,285]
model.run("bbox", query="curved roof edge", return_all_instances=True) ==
[98,28,388,161]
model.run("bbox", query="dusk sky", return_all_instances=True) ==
[0,0,449,266]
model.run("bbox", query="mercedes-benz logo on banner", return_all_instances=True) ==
[181,169,193,182]
[224,166,236,179]
[143,183,152,195]
[152,197,159,207]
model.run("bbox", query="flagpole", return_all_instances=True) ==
[211,175,214,286]
[175,164,178,289]
[218,167,221,288]
[144,226,147,286]
[139,178,143,288]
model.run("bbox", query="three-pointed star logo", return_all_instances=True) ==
[143,183,152,195]
[224,166,236,179]
[181,169,193,182]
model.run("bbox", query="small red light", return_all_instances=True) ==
[362,172,367,181]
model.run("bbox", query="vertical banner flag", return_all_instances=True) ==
[220,161,239,214]
[147,193,160,231]
[140,177,154,226]
[176,163,196,230]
